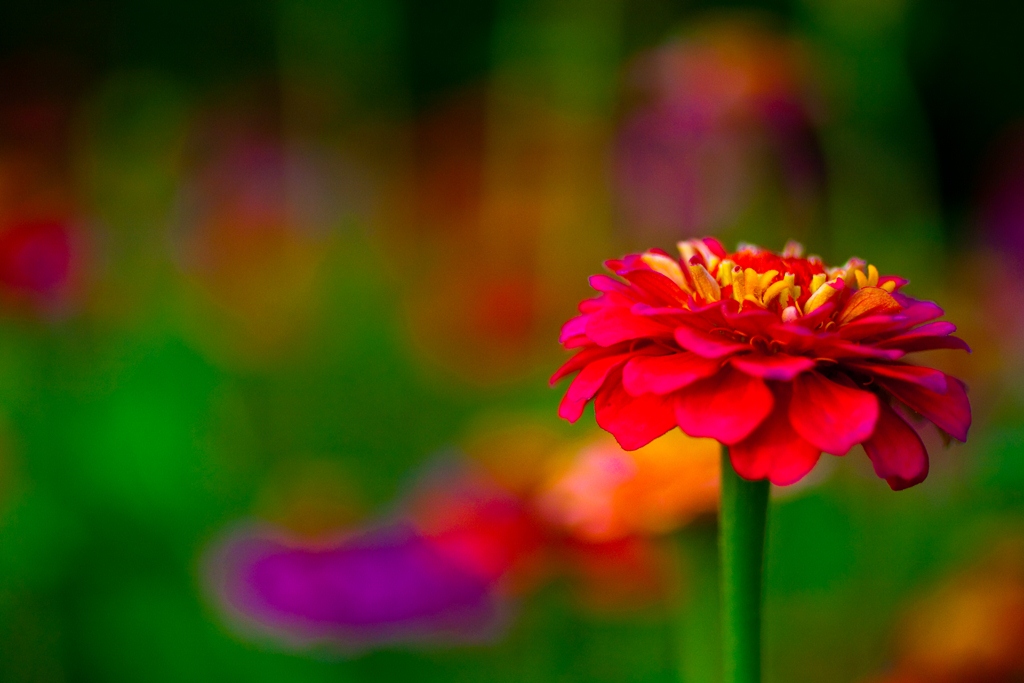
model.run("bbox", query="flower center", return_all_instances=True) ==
[644,239,899,322]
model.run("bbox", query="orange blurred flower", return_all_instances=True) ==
[874,544,1024,683]
[536,429,719,543]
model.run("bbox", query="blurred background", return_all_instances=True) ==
[0,0,1022,681]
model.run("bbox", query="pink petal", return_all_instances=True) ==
[558,353,632,421]
[729,392,821,485]
[792,300,839,328]
[622,352,721,396]
[838,313,910,341]
[837,301,943,341]
[589,274,630,294]
[594,373,677,450]
[862,400,929,490]
[673,324,749,359]
[631,304,688,317]
[789,372,879,455]
[558,391,589,423]
[816,339,905,361]
[585,307,673,346]
[880,275,909,291]
[873,374,971,442]
[730,353,815,380]
[897,299,944,325]
[819,342,909,362]
[674,366,773,444]
[559,315,589,343]
[876,321,971,353]
[855,363,948,393]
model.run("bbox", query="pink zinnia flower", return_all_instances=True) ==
[552,238,972,489]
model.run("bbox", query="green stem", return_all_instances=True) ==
[719,445,770,683]
[675,523,721,683]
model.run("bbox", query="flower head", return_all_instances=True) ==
[552,238,972,489]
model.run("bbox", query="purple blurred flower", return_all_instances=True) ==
[613,21,824,239]
[979,126,1024,266]
[208,522,508,652]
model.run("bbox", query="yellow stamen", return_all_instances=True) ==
[716,259,736,286]
[743,294,766,308]
[854,269,868,289]
[804,278,840,313]
[677,241,697,265]
[867,264,879,287]
[641,253,686,288]
[809,273,826,293]
[881,280,896,293]
[758,269,779,290]
[744,268,761,298]
[762,274,794,306]
[689,264,721,303]
[730,266,746,302]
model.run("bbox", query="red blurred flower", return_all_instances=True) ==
[552,238,972,489]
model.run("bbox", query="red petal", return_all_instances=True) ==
[729,391,821,485]
[621,270,688,306]
[703,237,728,258]
[789,372,879,455]
[766,323,818,355]
[863,400,929,490]
[551,345,624,385]
[559,353,632,419]
[874,374,971,442]
[622,352,721,396]
[674,324,748,359]
[674,366,773,444]
[855,363,948,393]
[564,335,590,349]
[586,307,673,346]
[722,307,778,337]
[730,353,815,380]
[594,373,677,450]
